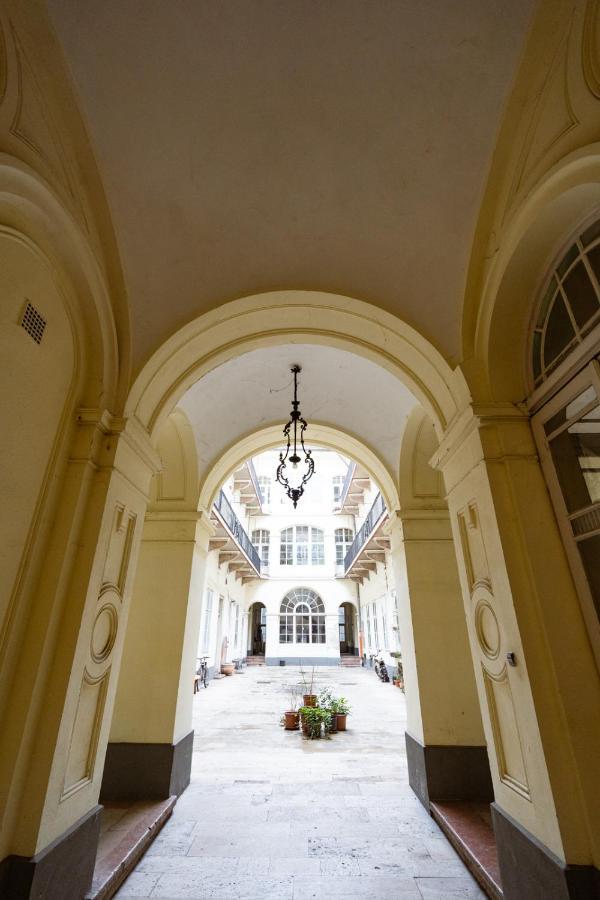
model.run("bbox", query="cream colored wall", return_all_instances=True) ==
[390,407,485,747]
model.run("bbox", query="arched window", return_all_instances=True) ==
[279,588,326,643]
[280,526,325,565]
[530,215,600,667]
[334,527,354,565]
[531,218,600,387]
[251,529,270,567]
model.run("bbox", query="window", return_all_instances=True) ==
[258,475,271,506]
[338,606,346,642]
[365,604,372,648]
[333,475,344,505]
[201,589,214,652]
[279,526,325,565]
[279,588,326,643]
[251,529,270,567]
[531,219,600,387]
[233,603,240,647]
[382,609,389,649]
[335,527,354,565]
[372,602,379,647]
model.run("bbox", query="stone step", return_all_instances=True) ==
[430,800,502,900]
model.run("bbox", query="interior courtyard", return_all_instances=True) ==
[0,2,599,899]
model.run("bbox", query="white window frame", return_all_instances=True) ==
[201,588,214,653]
[335,527,354,565]
[279,526,325,566]
[251,528,270,567]
[258,475,271,506]
[279,588,326,644]
[531,359,600,669]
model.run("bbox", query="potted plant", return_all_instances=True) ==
[300,665,317,707]
[318,688,338,733]
[221,662,235,676]
[300,705,330,739]
[331,696,350,731]
[284,685,300,730]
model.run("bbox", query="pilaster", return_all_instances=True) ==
[434,402,600,887]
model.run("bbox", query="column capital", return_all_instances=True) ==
[431,401,537,494]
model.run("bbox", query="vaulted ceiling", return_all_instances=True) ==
[177,343,417,484]
[46,1,534,372]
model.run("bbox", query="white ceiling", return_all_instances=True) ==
[47,1,533,369]
[177,344,417,483]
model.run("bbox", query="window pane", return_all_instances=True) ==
[562,261,599,330]
[312,543,324,564]
[543,295,576,371]
[297,526,308,541]
[578,534,600,619]
[548,393,600,513]
[297,543,308,565]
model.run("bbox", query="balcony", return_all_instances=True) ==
[210,489,262,581]
[343,491,389,583]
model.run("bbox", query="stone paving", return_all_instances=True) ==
[115,665,486,900]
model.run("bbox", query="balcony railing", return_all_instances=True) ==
[343,491,386,573]
[213,489,261,574]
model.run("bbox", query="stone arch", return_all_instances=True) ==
[464,143,600,403]
[125,290,469,441]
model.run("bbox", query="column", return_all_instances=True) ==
[101,511,213,801]
[389,511,491,809]
[435,405,600,900]
[0,411,158,899]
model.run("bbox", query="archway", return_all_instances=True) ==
[338,602,358,656]
[248,602,266,659]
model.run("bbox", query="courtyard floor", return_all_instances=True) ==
[115,665,486,900]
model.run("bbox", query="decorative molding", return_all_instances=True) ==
[474,596,501,661]
[483,664,531,801]
[583,0,600,98]
[457,501,491,595]
[61,667,110,801]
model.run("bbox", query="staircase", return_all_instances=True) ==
[340,654,362,667]
[246,655,266,666]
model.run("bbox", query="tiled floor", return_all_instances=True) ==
[115,666,487,900]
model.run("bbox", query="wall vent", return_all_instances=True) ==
[20,301,46,344]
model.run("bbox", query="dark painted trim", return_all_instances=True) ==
[492,803,600,900]
[265,656,341,666]
[100,730,193,802]
[405,732,494,809]
[0,804,101,899]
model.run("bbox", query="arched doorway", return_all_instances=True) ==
[338,602,357,656]
[248,601,266,658]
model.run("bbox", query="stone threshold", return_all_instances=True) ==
[430,800,502,900]
[86,796,176,900]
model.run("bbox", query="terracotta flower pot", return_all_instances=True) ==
[221,663,235,676]
[336,714,347,731]
[284,710,300,730]
[303,694,317,707]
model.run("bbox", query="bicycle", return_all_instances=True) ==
[195,656,209,692]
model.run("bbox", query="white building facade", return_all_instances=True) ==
[197,448,401,676]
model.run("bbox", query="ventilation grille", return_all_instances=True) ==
[20,302,46,344]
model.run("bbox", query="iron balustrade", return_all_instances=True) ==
[343,491,386,573]
[213,489,261,574]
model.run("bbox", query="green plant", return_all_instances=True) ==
[330,696,351,716]
[317,687,333,708]
[299,705,331,738]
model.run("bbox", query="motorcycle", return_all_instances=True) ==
[373,651,390,683]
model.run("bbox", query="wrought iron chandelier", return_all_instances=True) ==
[276,365,315,508]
